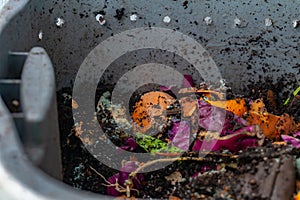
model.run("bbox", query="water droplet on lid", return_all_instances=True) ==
[265,18,273,27]
[55,17,65,27]
[163,16,171,24]
[130,14,138,22]
[292,19,300,28]
[38,30,43,40]
[234,18,242,27]
[96,14,106,25]
[204,16,213,25]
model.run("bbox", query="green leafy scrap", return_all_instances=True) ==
[135,132,183,154]
[284,86,300,105]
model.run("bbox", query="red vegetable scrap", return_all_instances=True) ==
[281,132,300,149]
[168,120,190,151]
[107,161,144,196]
[159,74,194,92]
[182,74,194,88]
[197,100,248,136]
[120,137,138,152]
[192,125,264,152]
[160,84,178,92]
[166,99,264,152]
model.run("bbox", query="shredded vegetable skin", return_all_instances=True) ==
[206,98,248,117]
[178,87,225,99]
[168,196,181,200]
[180,97,198,117]
[250,98,267,113]
[245,99,298,140]
[131,91,175,133]
[245,111,280,139]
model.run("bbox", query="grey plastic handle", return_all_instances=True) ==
[0,97,110,200]
[21,47,55,122]
[20,47,62,179]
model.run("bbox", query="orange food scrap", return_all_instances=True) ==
[294,191,300,200]
[250,98,266,113]
[72,98,79,109]
[245,111,298,140]
[131,91,175,133]
[169,196,181,200]
[272,141,287,146]
[276,113,297,136]
[206,98,248,117]
[245,111,280,139]
[180,97,198,117]
[114,195,137,200]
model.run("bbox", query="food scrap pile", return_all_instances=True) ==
[70,75,300,199]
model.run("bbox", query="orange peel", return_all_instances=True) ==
[180,97,198,117]
[131,91,175,133]
[245,98,299,140]
[294,191,300,200]
[245,111,298,140]
[250,98,266,113]
[206,98,248,117]
[245,111,280,139]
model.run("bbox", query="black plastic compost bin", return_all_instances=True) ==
[0,0,299,199]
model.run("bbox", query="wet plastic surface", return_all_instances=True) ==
[0,0,299,199]
[27,0,300,92]
[1,1,299,92]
